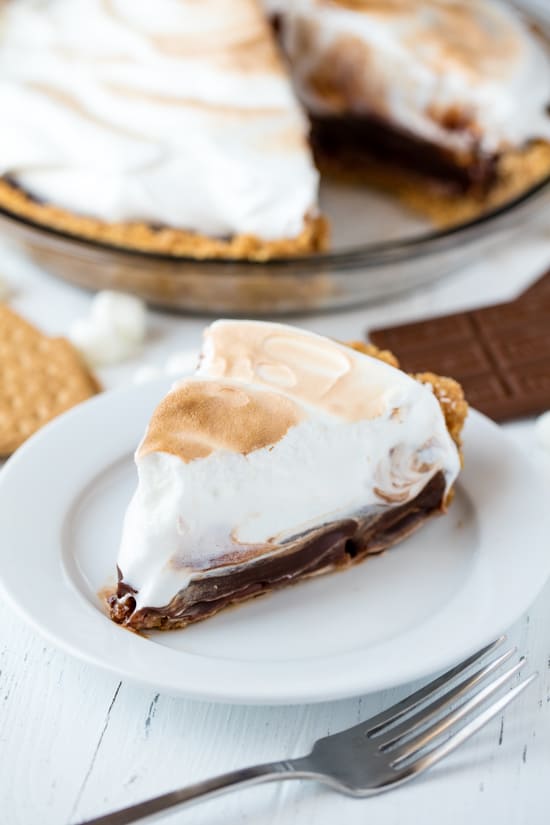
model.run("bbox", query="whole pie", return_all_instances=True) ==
[109,320,468,631]
[0,0,549,259]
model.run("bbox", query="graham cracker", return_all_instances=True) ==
[0,303,101,457]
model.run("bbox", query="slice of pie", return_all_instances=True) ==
[0,0,325,260]
[272,0,550,224]
[109,321,467,631]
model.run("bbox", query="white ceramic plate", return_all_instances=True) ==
[0,379,548,705]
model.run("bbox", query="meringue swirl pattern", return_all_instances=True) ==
[0,0,319,241]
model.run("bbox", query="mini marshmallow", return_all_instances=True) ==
[69,317,136,366]
[69,290,147,367]
[164,350,200,376]
[535,411,550,451]
[91,291,146,344]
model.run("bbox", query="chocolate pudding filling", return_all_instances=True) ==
[109,471,446,631]
[311,115,499,192]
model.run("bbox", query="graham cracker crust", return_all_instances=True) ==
[3,141,544,262]
[316,140,550,228]
[0,178,329,261]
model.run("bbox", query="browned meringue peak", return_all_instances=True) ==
[100,0,281,70]
[138,379,304,463]
[271,0,550,166]
[304,0,520,79]
[198,320,398,421]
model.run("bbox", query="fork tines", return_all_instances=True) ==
[365,637,536,781]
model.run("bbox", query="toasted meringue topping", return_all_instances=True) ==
[139,379,304,463]
[198,320,398,420]
[274,0,550,154]
[0,0,319,240]
[116,321,461,610]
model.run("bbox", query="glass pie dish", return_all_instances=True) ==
[0,1,549,316]
[1,174,548,316]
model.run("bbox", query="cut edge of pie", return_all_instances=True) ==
[314,139,550,229]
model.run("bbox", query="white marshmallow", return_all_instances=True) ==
[69,290,147,366]
[69,316,135,366]
[91,291,147,345]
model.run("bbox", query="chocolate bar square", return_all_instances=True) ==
[370,270,550,421]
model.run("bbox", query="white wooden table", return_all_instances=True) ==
[1,224,550,825]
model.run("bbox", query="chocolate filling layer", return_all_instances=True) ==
[311,115,498,192]
[110,471,447,631]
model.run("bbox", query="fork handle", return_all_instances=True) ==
[75,759,312,825]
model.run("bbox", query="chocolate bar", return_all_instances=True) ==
[369,270,550,422]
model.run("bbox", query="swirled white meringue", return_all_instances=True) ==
[117,321,461,610]
[0,0,319,240]
[274,0,550,156]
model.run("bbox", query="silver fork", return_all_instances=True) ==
[77,637,535,825]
